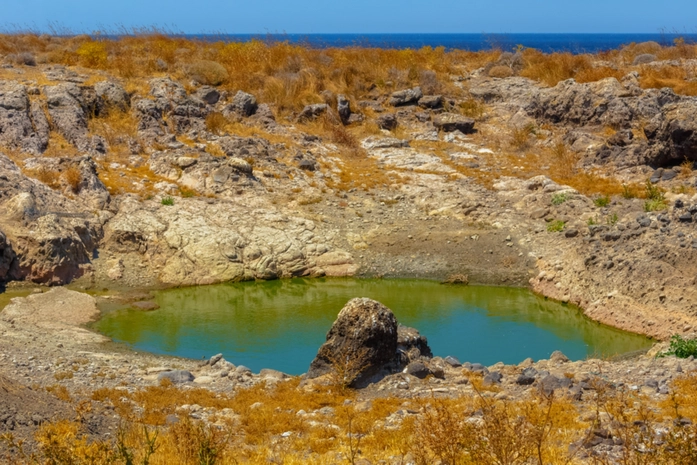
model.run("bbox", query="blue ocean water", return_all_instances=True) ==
[191,33,697,53]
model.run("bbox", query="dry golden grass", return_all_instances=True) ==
[63,165,82,193]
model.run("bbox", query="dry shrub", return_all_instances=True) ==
[76,40,107,68]
[27,165,61,190]
[63,165,82,193]
[510,124,536,151]
[205,111,229,135]
[520,49,592,86]
[575,66,625,83]
[419,69,442,94]
[640,65,697,96]
[488,65,514,78]
[549,140,579,180]
[459,98,486,119]
[185,60,228,86]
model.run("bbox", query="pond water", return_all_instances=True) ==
[94,278,652,375]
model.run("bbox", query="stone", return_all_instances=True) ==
[209,353,224,366]
[376,113,398,131]
[406,361,431,379]
[397,324,433,361]
[444,356,462,367]
[229,90,257,117]
[516,374,536,385]
[157,370,195,384]
[565,229,579,238]
[193,375,214,385]
[298,159,318,171]
[337,94,351,124]
[307,298,399,387]
[418,95,443,109]
[94,80,130,111]
[260,368,287,380]
[297,104,328,122]
[0,82,49,154]
[483,371,503,385]
[196,86,220,105]
[433,113,476,133]
[550,350,570,363]
[389,87,423,106]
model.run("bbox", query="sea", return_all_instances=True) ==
[189,33,697,53]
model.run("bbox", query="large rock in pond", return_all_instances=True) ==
[307,298,433,387]
[308,298,398,387]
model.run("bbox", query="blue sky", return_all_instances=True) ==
[2,0,696,34]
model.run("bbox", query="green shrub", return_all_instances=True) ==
[587,216,598,226]
[161,196,175,206]
[659,335,697,358]
[594,195,611,207]
[547,220,565,232]
[644,199,667,212]
[551,193,569,205]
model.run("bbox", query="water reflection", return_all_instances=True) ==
[95,278,652,374]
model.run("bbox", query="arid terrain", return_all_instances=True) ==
[2,34,697,463]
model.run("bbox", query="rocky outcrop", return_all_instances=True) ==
[307,298,433,387]
[44,83,106,153]
[0,154,103,285]
[226,91,258,117]
[100,195,354,286]
[0,230,16,281]
[0,83,49,154]
[134,78,209,138]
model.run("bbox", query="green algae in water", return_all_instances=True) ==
[95,278,653,375]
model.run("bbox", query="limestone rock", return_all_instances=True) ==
[228,91,258,117]
[389,87,423,106]
[307,298,399,387]
[0,83,49,154]
[433,113,476,133]
[297,104,328,122]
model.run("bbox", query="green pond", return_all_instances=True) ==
[94,278,653,375]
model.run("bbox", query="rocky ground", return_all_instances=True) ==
[2,45,697,461]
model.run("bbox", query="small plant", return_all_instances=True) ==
[594,195,611,207]
[621,183,635,199]
[161,196,175,206]
[63,166,82,193]
[180,189,195,198]
[547,220,566,232]
[510,124,536,151]
[587,216,598,226]
[551,192,569,205]
[607,213,619,225]
[458,98,485,119]
[644,180,667,211]
[659,335,697,359]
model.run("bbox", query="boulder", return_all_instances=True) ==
[94,80,130,111]
[397,324,433,361]
[297,104,328,122]
[196,86,221,105]
[433,113,476,133]
[418,95,443,109]
[0,231,16,281]
[337,94,351,124]
[158,370,195,384]
[307,298,399,387]
[406,361,431,379]
[44,83,96,151]
[228,91,258,117]
[376,113,398,131]
[389,87,423,106]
